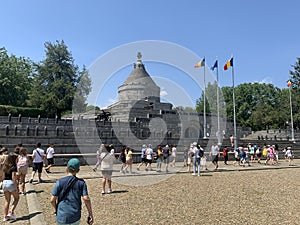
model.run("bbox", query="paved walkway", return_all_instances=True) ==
[0,159,299,224]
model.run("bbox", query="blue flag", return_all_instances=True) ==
[211,60,218,71]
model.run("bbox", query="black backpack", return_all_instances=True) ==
[198,149,204,158]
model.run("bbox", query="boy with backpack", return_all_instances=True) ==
[51,158,94,224]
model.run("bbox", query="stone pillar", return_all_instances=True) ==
[14,125,18,136]
[26,126,29,136]
[8,114,11,122]
[56,127,60,136]
[35,126,39,136]
[5,125,9,136]
[38,115,41,123]
[18,114,22,123]
[44,126,47,136]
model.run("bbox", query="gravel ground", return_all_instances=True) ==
[32,160,300,225]
[0,190,30,224]
[1,160,298,224]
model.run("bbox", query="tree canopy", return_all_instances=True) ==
[27,40,91,118]
[196,81,299,131]
[0,48,33,107]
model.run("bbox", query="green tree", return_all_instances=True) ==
[289,58,300,130]
[28,40,91,118]
[197,82,287,131]
[234,83,282,130]
[289,57,300,88]
[0,47,33,106]
[72,66,92,113]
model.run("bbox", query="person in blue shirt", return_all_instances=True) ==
[50,158,94,225]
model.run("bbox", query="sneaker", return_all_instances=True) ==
[7,212,16,221]
[29,179,33,184]
[136,168,140,171]
[107,189,112,194]
[3,216,9,222]
[101,190,105,194]
[38,179,43,184]
[92,168,97,172]
[192,173,196,176]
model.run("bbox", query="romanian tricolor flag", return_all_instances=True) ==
[194,58,205,68]
[224,57,233,70]
[287,81,292,87]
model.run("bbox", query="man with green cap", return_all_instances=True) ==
[50,158,94,225]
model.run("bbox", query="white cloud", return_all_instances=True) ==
[256,77,273,85]
[98,97,118,109]
[160,90,168,97]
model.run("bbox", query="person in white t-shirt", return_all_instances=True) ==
[29,143,45,183]
[145,144,153,171]
[285,147,293,166]
[171,145,177,168]
[45,143,55,173]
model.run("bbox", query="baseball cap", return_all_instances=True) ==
[67,158,80,171]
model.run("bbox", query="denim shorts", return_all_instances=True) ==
[2,180,17,192]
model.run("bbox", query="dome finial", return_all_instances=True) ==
[137,52,142,60]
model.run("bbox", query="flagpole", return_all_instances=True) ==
[216,58,221,145]
[231,60,237,150]
[203,60,207,139]
[289,86,295,142]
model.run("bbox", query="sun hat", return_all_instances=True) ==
[67,158,80,171]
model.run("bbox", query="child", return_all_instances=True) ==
[285,147,293,166]
[2,153,19,221]
[123,147,133,173]
[50,158,94,224]
[118,147,126,173]
[17,148,29,195]
[186,144,193,172]
[93,144,104,172]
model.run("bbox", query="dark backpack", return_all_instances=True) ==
[198,149,204,158]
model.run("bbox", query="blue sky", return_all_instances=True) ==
[1,0,299,108]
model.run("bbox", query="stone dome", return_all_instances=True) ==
[118,52,160,102]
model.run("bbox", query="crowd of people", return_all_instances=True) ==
[232,143,295,167]
[0,141,296,224]
[0,142,94,224]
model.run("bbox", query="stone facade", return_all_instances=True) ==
[0,53,255,165]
